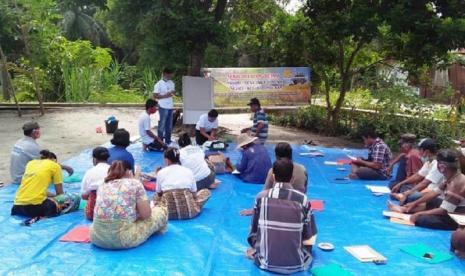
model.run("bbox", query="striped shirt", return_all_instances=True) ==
[247,183,317,274]
[251,109,268,144]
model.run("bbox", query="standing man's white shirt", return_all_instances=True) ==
[195,114,218,132]
[154,79,175,109]
[138,111,154,145]
[81,162,110,195]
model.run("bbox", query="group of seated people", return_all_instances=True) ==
[8,100,464,272]
[348,128,465,258]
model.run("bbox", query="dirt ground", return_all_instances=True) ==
[0,107,361,183]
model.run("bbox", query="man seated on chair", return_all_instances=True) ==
[349,127,392,180]
[246,159,317,274]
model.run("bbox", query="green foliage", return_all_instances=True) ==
[88,85,144,103]
[271,104,459,151]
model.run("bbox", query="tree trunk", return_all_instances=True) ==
[0,43,22,116]
[14,0,45,115]
[327,74,350,134]
[1,64,11,101]
[189,47,205,76]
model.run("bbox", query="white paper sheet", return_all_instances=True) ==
[449,213,465,226]
[366,185,391,194]
[382,211,411,221]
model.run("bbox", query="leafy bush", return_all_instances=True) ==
[88,85,144,103]
[271,105,460,151]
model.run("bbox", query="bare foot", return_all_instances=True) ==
[348,173,358,179]
[390,193,404,201]
[240,208,254,216]
[209,179,221,189]
[387,200,406,213]
[246,247,255,259]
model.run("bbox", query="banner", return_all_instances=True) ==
[202,67,311,107]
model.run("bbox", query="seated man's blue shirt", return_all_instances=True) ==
[108,146,135,171]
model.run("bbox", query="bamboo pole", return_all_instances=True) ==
[0,43,22,116]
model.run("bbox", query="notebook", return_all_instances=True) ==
[401,243,453,264]
[390,217,414,226]
[60,225,90,243]
[344,245,387,262]
[366,185,391,194]
[382,211,411,221]
[310,200,324,211]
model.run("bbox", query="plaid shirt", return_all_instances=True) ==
[248,183,317,274]
[367,138,392,177]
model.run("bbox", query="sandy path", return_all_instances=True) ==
[0,107,361,183]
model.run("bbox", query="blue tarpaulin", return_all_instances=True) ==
[0,143,464,275]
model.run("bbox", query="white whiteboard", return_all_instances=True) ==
[182,76,214,124]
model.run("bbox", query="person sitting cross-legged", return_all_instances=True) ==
[388,133,422,188]
[235,133,272,184]
[81,147,110,221]
[390,138,443,205]
[246,159,317,274]
[154,147,211,220]
[240,142,308,216]
[11,150,80,219]
[108,128,135,171]
[388,149,465,230]
[451,228,465,259]
[349,128,392,180]
[178,133,218,190]
[90,161,168,249]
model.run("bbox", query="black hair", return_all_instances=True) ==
[164,147,180,164]
[360,127,377,139]
[437,149,459,170]
[111,128,130,148]
[273,159,294,183]
[92,147,110,162]
[24,129,33,136]
[163,67,174,74]
[145,99,158,110]
[40,150,57,160]
[178,133,192,148]
[275,142,293,159]
[208,109,219,118]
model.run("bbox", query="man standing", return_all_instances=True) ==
[152,68,175,145]
[241,98,268,145]
[10,122,41,184]
[139,99,166,151]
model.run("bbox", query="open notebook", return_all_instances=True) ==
[344,245,387,262]
[366,185,391,194]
